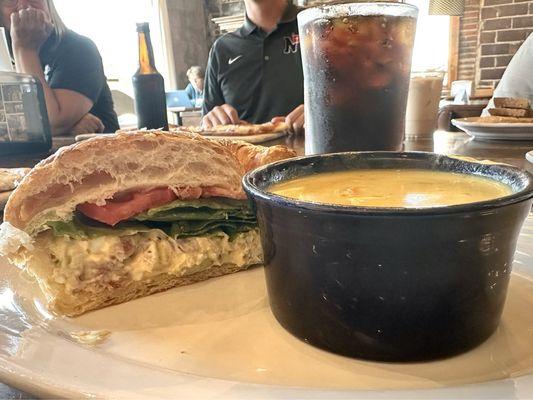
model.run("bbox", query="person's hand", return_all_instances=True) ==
[272,104,305,135]
[202,104,245,128]
[10,7,53,51]
[71,113,105,135]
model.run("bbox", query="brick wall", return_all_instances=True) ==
[457,0,533,91]
[457,0,482,82]
[477,0,533,88]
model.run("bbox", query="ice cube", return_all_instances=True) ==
[313,18,333,39]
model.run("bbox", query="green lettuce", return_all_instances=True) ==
[134,198,255,222]
[45,198,257,240]
[46,218,153,239]
[169,219,257,238]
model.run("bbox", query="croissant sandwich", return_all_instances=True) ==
[0,131,295,316]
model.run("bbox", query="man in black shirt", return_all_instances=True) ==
[1,0,119,134]
[202,0,304,134]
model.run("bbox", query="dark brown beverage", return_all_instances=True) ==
[133,23,169,131]
[298,4,418,154]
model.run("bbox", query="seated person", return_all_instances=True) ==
[202,0,304,134]
[185,65,204,107]
[1,0,119,135]
[482,33,533,114]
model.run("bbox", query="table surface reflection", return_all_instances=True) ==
[273,131,533,173]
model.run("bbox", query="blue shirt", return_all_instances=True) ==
[185,83,203,107]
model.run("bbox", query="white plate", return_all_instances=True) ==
[2,218,533,399]
[526,151,533,164]
[452,118,533,141]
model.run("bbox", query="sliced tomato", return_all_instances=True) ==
[77,187,177,226]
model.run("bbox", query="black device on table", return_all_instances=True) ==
[0,72,52,156]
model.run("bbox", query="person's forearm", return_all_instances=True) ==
[13,47,71,134]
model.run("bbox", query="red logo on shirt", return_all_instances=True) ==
[284,33,300,54]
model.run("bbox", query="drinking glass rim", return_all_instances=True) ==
[297,2,419,25]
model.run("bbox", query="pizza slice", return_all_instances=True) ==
[179,121,290,137]
[0,168,31,192]
[1,168,31,210]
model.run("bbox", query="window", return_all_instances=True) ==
[407,0,450,72]
[54,0,172,97]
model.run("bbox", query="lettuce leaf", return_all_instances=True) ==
[169,219,257,238]
[46,198,257,240]
[135,198,255,222]
[46,218,153,240]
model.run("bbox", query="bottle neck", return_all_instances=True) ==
[137,30,158,74]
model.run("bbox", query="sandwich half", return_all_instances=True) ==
[0,131,295,316]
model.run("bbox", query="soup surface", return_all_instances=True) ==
[269,169,512,208]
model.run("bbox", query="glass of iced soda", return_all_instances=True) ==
[298,2,418,154]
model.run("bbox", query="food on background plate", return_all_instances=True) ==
[0,168,31,192]
[0,168,31,210]
[488,108,529,118]
[464,116,533,124]
[179,121,289,137]
[487,97,532,119]
[493,97,530,110]
[0,131,295,316]
[269,169,512,208]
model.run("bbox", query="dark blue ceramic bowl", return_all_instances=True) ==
[243,152,533,361]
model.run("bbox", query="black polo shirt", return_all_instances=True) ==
[203,5,304,124]
[40,31,119,133]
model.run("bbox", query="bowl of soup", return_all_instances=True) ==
[242,152,533,361]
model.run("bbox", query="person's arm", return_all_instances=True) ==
[272,104,305,135]
[202,43,225,115]
[11,8,96,135]
[70,112,105,135]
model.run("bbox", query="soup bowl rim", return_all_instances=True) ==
[242,151,533,216]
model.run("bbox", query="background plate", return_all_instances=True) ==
[2,216,533,399]
[452,118,533,141]
[525,150,533,164]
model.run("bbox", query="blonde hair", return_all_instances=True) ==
[186,66,205,80]
[46,0,67,39]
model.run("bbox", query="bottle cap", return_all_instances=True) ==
[136,22,150,33]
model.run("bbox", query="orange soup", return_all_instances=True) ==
[269,170,512,208]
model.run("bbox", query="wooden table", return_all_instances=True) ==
[1,130,533,398]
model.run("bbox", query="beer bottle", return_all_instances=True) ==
[132,22,169,130]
